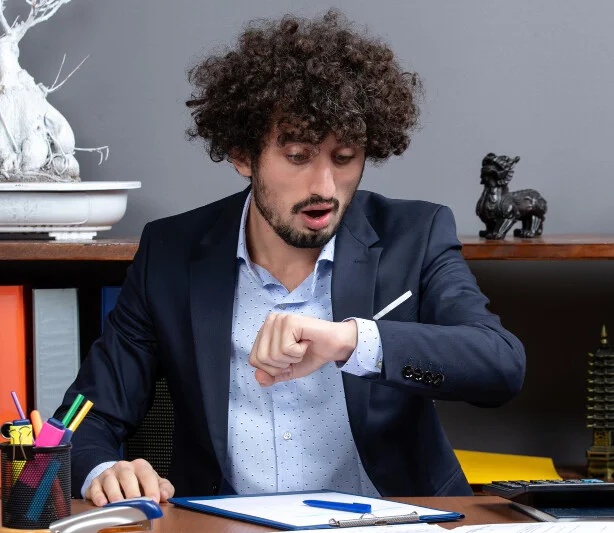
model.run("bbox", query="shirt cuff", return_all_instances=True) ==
[81,461,117,499]
[339,318,383,377]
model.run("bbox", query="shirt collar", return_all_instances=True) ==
[236,192,253,265]
[236,192,336,277]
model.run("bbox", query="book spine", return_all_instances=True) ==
[101,286,122,332]
[0,286,28,424]
[33,288,80,422]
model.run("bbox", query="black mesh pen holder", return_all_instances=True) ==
[1,442,72,529]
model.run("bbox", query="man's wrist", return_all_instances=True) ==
[335,319,358,362]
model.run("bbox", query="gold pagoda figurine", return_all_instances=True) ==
[587,325,614,480]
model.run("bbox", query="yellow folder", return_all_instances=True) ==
[454,449,562,484]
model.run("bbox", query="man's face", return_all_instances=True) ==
[240,132,366,249]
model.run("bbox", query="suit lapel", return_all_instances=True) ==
[332,196,382,445]
[189,190,248,470]
[332,196,381,323]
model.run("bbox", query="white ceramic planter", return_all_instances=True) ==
[0,181,141,240]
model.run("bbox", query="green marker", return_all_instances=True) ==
[62,393,85,426]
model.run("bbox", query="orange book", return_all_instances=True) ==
[0,286,28,426]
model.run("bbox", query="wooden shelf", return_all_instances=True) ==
[2,235,614,261]
[0,238,138,261]
[461,234,614,260]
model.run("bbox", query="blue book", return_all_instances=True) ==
[101,286,122,457]
[101,286,121,331]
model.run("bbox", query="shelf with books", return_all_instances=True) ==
[0,241,132,420]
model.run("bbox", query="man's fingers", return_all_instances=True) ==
[250,319,264,363]
[84,459,167,508]
[254,313,277,366]
[255,366,292,386]
[253,360,290,378]
[283,339,308,359]
[251,313,306,369]
[116,465,142,500]
[255,368,276,386]
[86,478,108,507]
[249,316,271,368]
[258,353,296,368]
[101,472,124,503]
[269,313,283,360]
[158,478,175,501]
[131,463,160,502]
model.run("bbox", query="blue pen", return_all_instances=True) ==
[303,500,372,514]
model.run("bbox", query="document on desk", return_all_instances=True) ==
[168,490,463,530]
[264,525,447,533]
[453,523,614,533]
[269,523,614,533]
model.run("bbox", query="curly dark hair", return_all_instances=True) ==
[186,9,421,164]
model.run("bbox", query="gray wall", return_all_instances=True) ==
[15,1,614,468]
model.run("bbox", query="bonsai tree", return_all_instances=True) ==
[0,0,107,182]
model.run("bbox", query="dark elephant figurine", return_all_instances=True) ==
[476,153,547,239]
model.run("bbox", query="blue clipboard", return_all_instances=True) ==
[168,490,464,530]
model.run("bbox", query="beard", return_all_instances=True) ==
[251,166,360,249]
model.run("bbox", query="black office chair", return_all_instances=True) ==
[124,378,174,479]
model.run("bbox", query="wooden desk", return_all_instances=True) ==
[67,496,533,533]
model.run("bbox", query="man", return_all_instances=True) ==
[59,10,525,506]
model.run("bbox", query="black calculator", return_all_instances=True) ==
[482,479,614,507]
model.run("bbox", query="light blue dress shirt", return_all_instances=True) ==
[82,193,384,497]
[226,193,382,495]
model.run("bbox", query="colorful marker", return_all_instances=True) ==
[11,391,26,420]
[68,400,93,432]
[30,410,43,438]
[61,394,84,427]
[35,418,65,447]
[26,459,61,521]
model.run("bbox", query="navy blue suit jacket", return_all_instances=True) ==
[60,188,526,498]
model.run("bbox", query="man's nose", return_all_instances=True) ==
[308,162,336,199]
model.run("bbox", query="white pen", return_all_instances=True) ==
[373,290,413,320]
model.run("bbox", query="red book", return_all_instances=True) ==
[0,286,28,426]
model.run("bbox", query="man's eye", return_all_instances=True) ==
[335,155,355,164]
[287,153,309,163]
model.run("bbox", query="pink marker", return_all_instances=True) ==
[34,418,65,447]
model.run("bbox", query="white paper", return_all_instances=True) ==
[264,525,447,533]
[454,523,614,533]
[189,491,455,528]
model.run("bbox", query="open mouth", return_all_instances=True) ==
[302,208,332,220]
[300,207,334,230]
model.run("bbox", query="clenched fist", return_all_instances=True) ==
[249,313,357,386]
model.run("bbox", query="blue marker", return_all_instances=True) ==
[303,500,372,514]
[26,459,61,521]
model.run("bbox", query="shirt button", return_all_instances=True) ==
[283,431,292,440]
[376,359,383,370]
[279,304,286,310]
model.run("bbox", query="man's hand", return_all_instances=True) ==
[85,458,175,507]
[249,313,358,386]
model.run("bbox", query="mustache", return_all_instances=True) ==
[291,196,340,214]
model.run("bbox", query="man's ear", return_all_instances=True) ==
[229,151,252,178]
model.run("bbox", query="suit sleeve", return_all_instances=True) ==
[55,223,159,497]
[375,206,526,405]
